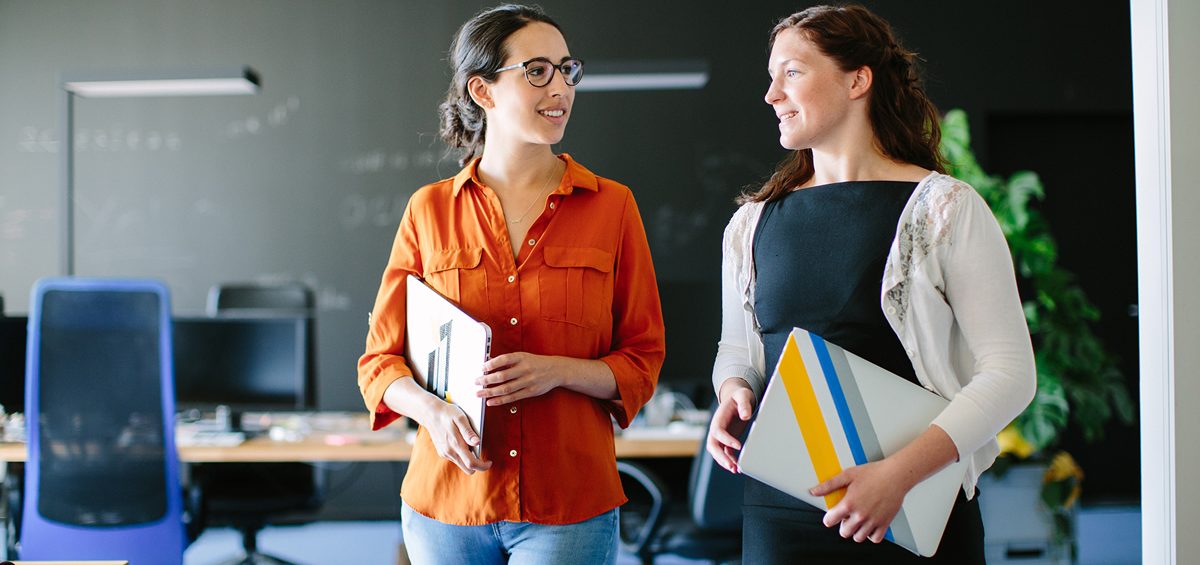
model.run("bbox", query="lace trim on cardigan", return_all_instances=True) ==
[724,201,765,333]
[885,175,969,323]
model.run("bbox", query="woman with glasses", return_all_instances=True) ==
[358,4,664,564]
[706,5,1034,563]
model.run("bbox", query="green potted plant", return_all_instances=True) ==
[938,109,1135,557]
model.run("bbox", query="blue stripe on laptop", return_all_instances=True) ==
[810,332,896,545]
[808,333,867,466]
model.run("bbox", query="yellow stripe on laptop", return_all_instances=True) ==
[777,333,845,509]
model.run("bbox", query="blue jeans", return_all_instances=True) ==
[401,501,619,565]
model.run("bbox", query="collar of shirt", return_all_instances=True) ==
[450,153,600,197]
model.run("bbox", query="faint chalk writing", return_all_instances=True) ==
[651,150,767,252]
[343,149,438,175]
[1,206,32,241]
[225,96,300,139]
[340,192,410,231]
[16,126,182,153]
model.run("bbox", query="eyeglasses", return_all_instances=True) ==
[496,57,585,87]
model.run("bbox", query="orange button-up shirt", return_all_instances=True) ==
[358,154,665,526]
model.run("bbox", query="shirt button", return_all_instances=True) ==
[886,306,896,315]
[510,406,518,414]
[527,238,536,246]
[509,449,518,457]
[549,202,556,210]
[507,275,516,283]
[510,317,518,326]
[906,348,915,358]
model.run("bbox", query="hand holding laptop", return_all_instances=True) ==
[810,459,906,544]
[421,400,491,474]
[382,376,491,475]
[809,422,960,545]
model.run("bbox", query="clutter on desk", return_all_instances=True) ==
[619,386,709,439]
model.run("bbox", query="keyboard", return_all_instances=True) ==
[176,425,246,447]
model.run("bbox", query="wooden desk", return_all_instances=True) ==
[0,416,702,463]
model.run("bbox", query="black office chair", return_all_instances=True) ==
[618,404,744,565]
[193,282,324,565]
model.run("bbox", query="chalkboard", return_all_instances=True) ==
[0,0,785,414]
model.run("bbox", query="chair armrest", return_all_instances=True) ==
[616,460,670,559]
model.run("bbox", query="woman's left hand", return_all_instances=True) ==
[809,459,910,544]
[476,352,566,405]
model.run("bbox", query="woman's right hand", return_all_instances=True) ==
[424,401,493,475]
[706,378,756,474]
[382,378,492,475]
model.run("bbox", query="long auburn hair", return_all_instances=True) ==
[742,4,945,204]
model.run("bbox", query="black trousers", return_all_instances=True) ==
[742,478,985,564]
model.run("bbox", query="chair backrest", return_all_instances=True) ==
[207,282,314,317]
[22,277,185,564]
[687,403,746,531]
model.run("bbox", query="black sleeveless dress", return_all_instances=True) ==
[745,181,984,564]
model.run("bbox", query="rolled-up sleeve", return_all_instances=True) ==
[599,191,665,428]
[358,202,422,431]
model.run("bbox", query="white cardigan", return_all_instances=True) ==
[712,172,1036,497]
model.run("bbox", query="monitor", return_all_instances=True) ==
[172,315,313,425]
[0,316,27,414]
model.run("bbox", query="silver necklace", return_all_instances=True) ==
[507,165,559,224]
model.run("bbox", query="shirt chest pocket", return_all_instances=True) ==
[424,247,487,313]
[539,246,614,329]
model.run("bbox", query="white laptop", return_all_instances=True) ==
[738,328,968,557]
[404,274,492,457]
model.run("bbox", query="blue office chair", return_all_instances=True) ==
[618,404,744,565]
[21,277,188,564]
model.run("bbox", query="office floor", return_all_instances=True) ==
[184,505,1140,565]
[183,521,696,565]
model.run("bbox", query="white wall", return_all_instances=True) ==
[1168,0,1200,560]
[1133,0,1200,562]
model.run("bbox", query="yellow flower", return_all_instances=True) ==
[1043,451,1085,509]
[998,424,1035,459]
